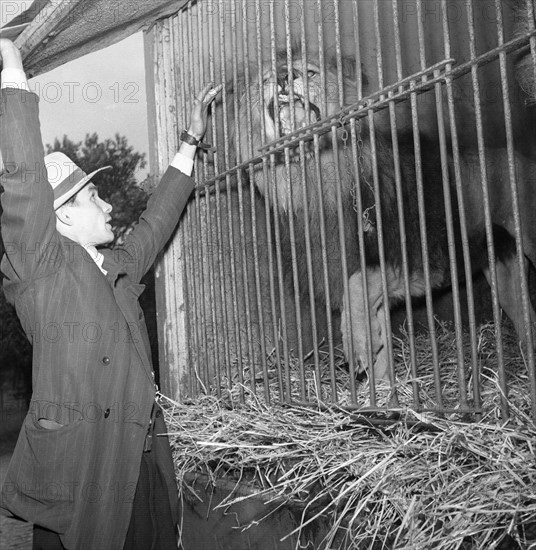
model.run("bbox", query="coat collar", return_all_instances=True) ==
[100,248,127,285]
[57,234,125,284]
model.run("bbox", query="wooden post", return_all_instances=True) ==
[144,20,190,401]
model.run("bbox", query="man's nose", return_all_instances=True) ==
[100,198,112,213]
[278,69,302,93]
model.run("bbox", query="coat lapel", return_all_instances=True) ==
[101,253,155,384]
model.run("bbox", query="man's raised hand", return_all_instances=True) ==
[187,83,223,141]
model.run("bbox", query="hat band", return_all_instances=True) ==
[52,167,87,202]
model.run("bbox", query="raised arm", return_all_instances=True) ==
[114,83,222,282]
[0,39,59,287]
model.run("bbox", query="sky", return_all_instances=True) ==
[2,1,149,180]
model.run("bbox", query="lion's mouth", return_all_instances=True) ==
[267,93,321,136]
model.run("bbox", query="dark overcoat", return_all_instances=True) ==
[0,88,193,549]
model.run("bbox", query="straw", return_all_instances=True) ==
[161,320,536,549]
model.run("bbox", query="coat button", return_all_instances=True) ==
[101,356,110,366]
[104,408,110,419]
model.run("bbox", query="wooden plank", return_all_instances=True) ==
[10,0,189,77]
[144,19,190,401]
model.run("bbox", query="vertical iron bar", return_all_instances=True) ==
[207,4,233,393]
[218,0,244,401]
[269,0,291,403]
[255,0,278,405]
[183,211,197,397]
[201,1,224,397]
[269,154,290,403]
[391,0,404,81]
[390,0,420,408]
[241,0,268,398]
[176,12,201,396]
[373,0,384,90]
[495,0,536,418]
[261,163,280,404]
[297,141,319,402]
[435,4,468,414]
[367,110,399,399]
[524,0,536,422]
[316,0,328,115]
[196,2,221,393]
[410,80,443,408]
[529,0,536,96]
[187,7,210,392]
[331,128,357,405]
[371,0,398,403]
[283,146,306,402]
[171,13,200,396]
[465,0,507,419]
[333,0,345,109]
[193,186,208,391]
[297,0,322,401]
[312,134,339,403]
[441,0,481,418]
[348,118,376,407]
[231,1,256,390]
[352,0,363,100]
[334,0,358,403]
[415,0,427,70]
[316,0,345,403]
[433,71,470,411]
[283,0,306,402]
[349,0,378,405]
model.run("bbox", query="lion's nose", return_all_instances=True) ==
[277,71,288,91]
[278,69,302,93]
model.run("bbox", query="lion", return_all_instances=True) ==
[513,0,536,103]
[231,49,536,382]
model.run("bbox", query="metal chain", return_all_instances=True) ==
[339,114,375,233]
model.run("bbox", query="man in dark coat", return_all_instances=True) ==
[0,38,221,549]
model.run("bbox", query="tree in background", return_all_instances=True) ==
[0,134,160,404]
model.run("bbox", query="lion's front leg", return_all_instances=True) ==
[340,269,390,382]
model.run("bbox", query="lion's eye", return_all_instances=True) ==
[307,70,317,79]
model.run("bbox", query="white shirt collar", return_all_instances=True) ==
[83,244,108,275]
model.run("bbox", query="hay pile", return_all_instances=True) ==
[161,321,536,549]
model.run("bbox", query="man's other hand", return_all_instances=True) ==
[0,39,23,71]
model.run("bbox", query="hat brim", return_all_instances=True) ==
[0,23,30,40]
[53,166,112,210]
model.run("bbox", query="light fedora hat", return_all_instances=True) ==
[45,152,112,210]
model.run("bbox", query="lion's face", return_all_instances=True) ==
[260,59,341,142]
[234,53,361,212]
[235,53,359,162]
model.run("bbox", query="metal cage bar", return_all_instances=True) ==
[495,0,536,418]
[151,0,536,421]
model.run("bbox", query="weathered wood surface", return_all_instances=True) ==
[6,0,189,77]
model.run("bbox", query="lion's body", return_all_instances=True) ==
[513,0,536,103]
[234,52,535,380]
[274,134,456,311]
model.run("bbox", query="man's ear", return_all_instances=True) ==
[55,204,74,226]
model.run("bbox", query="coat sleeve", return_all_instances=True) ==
[0,88,60,287]
[112,166,195,283]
